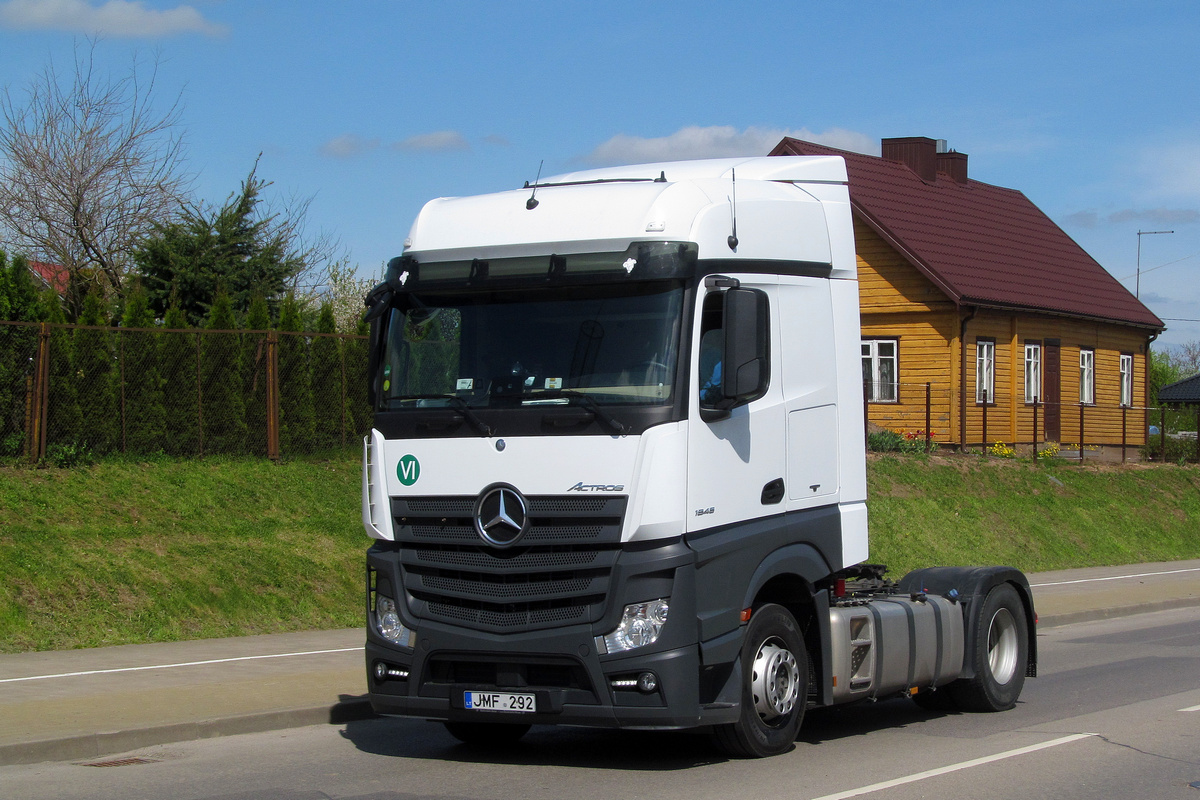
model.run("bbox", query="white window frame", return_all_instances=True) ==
[1024,343,1042,404]
[861,339,898,402]
[1079,348,1095,405]
[1120,353,1133,408]
[976,340,995,404]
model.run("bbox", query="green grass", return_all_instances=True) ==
[0,453,365,653]
[1,451,1198,653]
[867,453,1200,574]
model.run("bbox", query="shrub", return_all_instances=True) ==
[868,429,929,454]
[987,441,1016,459]
[1141,434,1199,464]
[43,441,96,468]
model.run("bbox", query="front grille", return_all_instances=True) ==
[393,494,626,633]
[425,655,593,692]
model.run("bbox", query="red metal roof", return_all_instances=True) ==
[771,137,1164,330]
[28,260,69,294]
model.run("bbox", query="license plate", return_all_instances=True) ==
[463,691,536,713]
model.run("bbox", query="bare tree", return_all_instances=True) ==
[0,43,191,317]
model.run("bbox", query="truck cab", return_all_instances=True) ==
[361,157,1035,757]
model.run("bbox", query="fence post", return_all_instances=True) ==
[1160,406,1166,462]
[863,379,870,450]
[1033,397,1039,462]
[266,331,280,461]
[119,331,127,453]
[1121,405,1127,463]
[1079,403,1085,463]
[340,338,348,450]
[925,382,931,453]
[982,389,988,450]
[196,332,204,458]
[35,322,51,462]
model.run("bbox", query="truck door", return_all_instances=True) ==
[686,276,786,534]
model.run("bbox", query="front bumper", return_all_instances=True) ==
[367,627,708,729]
[365,535,742,730]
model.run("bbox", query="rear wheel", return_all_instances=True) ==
[950,583,1028,711]
[443,721,531,746]
[712,603,809,758]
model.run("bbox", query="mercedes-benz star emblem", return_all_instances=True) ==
[473,484,529,547]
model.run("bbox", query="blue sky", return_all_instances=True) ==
[2,0,1198,348]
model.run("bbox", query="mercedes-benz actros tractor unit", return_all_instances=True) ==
[361,155,1036,758]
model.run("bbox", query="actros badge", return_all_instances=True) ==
[473,484,530,548]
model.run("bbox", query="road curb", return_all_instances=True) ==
[1035,595,1200,629]
[0,697,378,767]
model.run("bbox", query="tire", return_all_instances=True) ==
[443,721,531,746]
[712,603,809,758]
[949,582,1028,712]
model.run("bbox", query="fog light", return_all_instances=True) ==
[596,599,669,654]
[374,595,416,647]
[636,672,658,693]
[373,661,409,682]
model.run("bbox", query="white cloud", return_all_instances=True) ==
[482,134,511,147]
[582,125,878,166]
[0,0,226,37]
[320,134,381,159]
[1063,211,1098,229]
[392,130,470,153]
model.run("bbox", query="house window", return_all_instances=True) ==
[1025,343,1042,404]
[861,339,897,402]
[1079,348,1095,404]
[1120,353,1133,407]
[976,340,995,404]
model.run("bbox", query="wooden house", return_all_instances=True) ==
[771,136,1164,450]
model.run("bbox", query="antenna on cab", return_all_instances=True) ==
[727,168,739,250]
[525,160,544,210]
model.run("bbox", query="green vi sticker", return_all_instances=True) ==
[397,454,421,486]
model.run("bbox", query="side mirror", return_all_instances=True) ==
[722,287,770,406]
[364,283,393,407]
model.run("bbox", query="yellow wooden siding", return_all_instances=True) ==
[855,219,955,314]
[851,219,1152,449]
[861,312,957,439]
[963,314,1150,447]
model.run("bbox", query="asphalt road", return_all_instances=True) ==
[3,606,1199,800]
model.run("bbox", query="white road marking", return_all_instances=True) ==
[808,733,1098,800]
[0,647,363,683]
[1180,703,1200,712]
[1031,567,1200,588]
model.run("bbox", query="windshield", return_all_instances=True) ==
[376,283,684,410]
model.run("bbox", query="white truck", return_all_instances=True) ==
[361,156,1036,757]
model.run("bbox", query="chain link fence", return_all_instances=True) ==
[0,319,370,461]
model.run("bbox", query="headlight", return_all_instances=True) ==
[597,599,669,654]
[374,595,416,647]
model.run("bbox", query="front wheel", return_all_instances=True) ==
[950,582,1028,711]
[712,603,809,758]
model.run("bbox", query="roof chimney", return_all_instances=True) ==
[936,150,969,184]
[881,137,938,182]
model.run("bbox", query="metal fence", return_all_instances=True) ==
[864,380,1197,462]
[0,319,371,461]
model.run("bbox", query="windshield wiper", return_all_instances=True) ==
[551,390,629,435]
[400,394,494,437]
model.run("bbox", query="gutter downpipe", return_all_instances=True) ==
[960,304,978,450]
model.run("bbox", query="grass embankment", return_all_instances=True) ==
[1,453,1198,653]
[867,454,1200,574]
[0,455,364,653]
